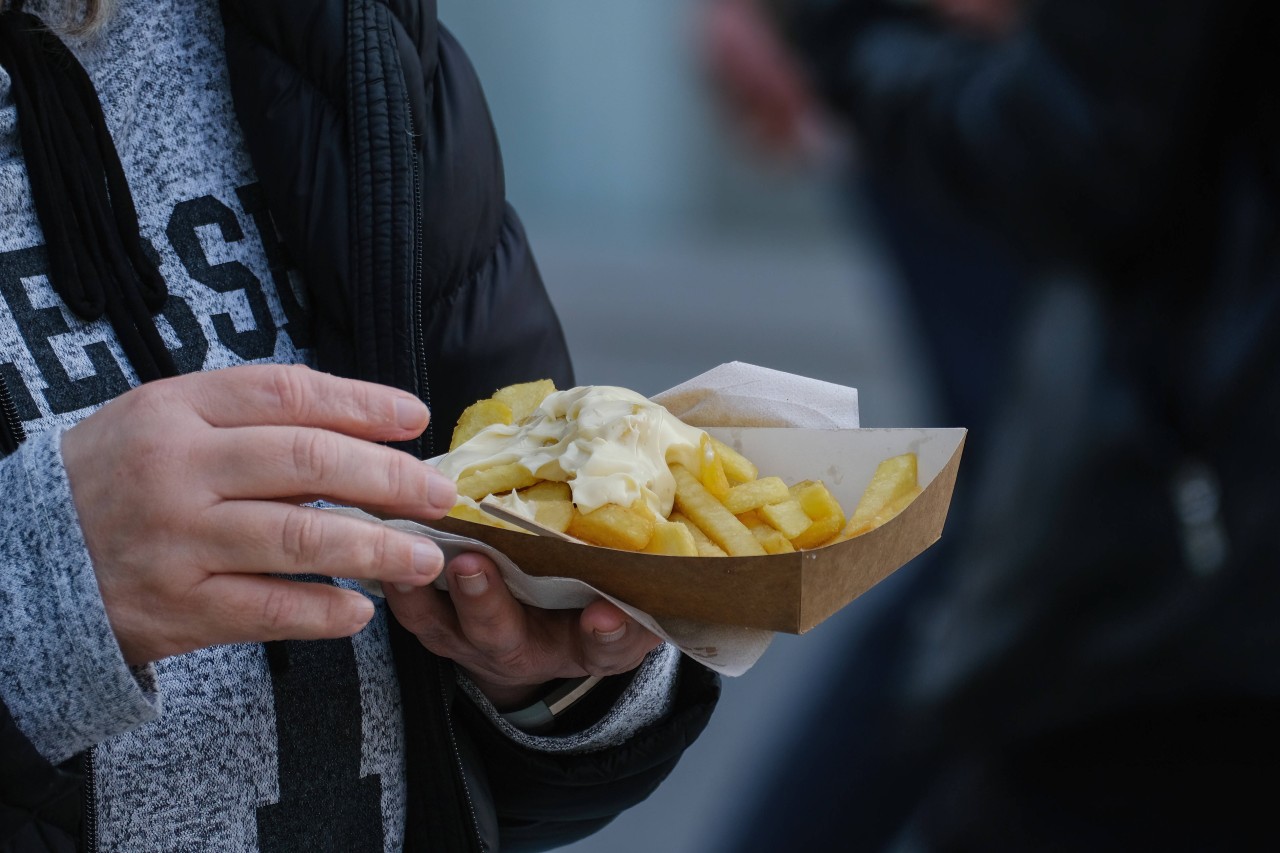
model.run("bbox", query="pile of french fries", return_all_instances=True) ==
[443,380,922,557]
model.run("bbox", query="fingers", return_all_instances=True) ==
[439,553,661,677]
[177,364,430,441]
[383,553,514,659]
[200,502,445,587]
[578,599,662,674]
[444,552,533,664]
[191,574,377,648]
[201,425,456,514]
[388,550,661,694]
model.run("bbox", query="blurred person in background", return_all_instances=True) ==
[703,0,1280,851]
[700,0,1024,849]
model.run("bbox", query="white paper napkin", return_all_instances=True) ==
[652,361,859,429]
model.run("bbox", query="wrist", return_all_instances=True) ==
[498,675,604,733]
[473,679,546,712]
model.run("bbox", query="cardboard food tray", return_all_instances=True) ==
[432,426,965,634]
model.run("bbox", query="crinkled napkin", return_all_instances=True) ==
[354,362,860,676]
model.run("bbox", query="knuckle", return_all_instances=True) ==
[488,646,536,680]
[266,365,314,422]
[471,609,513,639]
[367,528,396,577]
[412,622,454,651]
[290,429,335,483]
[259,586,300,635]
[391,456,433,508]
[578,651,608,677]
[279,507,323,567]
[381,453,411,504]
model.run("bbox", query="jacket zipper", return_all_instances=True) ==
[406,98,476,845]
[0,371,26,456]
[406,98,433,459]
[82,747,98,852]
[439,674,483,851]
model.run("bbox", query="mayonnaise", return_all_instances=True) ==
[436,386,706,517]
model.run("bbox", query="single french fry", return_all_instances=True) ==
[698,434,731,499]
[456,462,539,501]
[792,515,843,549]
[789,480,846,549]
[746,521,796,555]
[722,476,790,515]
[669,511,728,557]
[710,436,758,485]
[567,502,655,551]
[643,519,699,556]
[837,453,920,541]
[735,509,765,527]
[760,498,813,541]
[841,484,922,540]
[518,480,574,532]
[450,399,512,450]
[671,464,766,557]
[492,379,556,424]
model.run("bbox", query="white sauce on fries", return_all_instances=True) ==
[436,386,705,516]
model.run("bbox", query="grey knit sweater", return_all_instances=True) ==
[0,2,678,850]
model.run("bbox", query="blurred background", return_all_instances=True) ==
[439,2,944,852]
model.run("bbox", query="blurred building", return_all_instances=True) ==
[439,3,942,851]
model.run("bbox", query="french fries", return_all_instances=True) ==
[671,464,767,557]
[450,399,511,451]
[456,461,539,502]
[567,502,655,551]
[836,454,921,541]
[644,520,699,557]
[442,381,922,555]
[519,480,574,533]
[492,379,556,423]
[788,480,846,549]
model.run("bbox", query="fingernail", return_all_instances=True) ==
[456,570,489,597]
[428,476,457,511]
[395,396,428,430]
[348,596,376,631]
[595,624,627,644]
[392,583,415,594]
[413,542,441,576]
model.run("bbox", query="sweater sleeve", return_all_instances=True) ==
[455,642,683,753]
[0,427,160,764]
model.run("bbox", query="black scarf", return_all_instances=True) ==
[0,1,176,381]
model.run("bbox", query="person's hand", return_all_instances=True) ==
[385,552,662,710]
[61,364,457,666]
[700,0,830,162]
[931,0,1022,37]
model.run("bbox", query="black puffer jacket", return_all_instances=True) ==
[220,0,570,459]
[0,1,720,850]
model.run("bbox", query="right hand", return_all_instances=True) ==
[700,0,829,162]
[61,364,457,666]
[931,0,1022,37]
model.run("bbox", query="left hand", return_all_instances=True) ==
[385,551,662,710]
